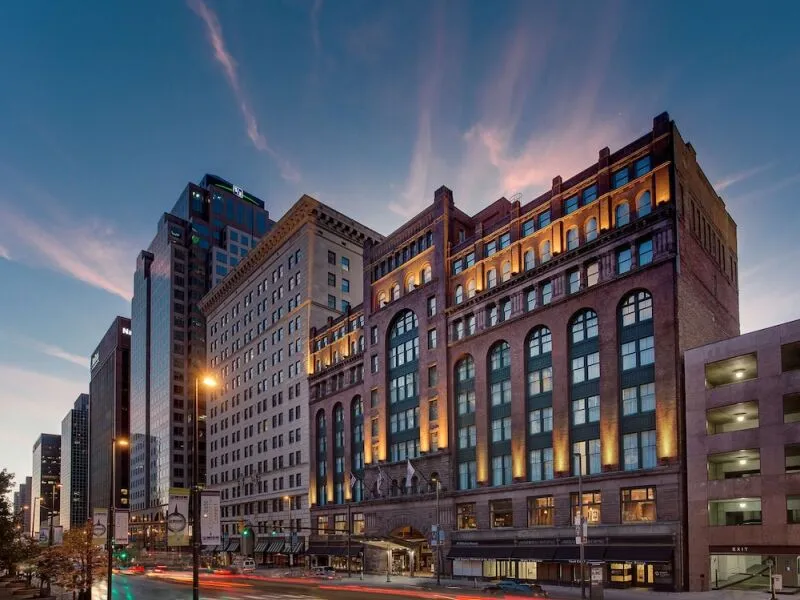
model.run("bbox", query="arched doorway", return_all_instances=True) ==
[389,525,433,574]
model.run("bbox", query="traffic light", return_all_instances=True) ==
[119,551,128,560]
[242,528,250,537]
[271,529,277,536]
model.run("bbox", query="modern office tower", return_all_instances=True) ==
[200,195,382,562]
[89,317,131,514]
[307,113,740,591]
[60,394,89,530]
[685,319,800,592]
[32,434,61,536]
[17,476,32,535]
[130,175,273,545]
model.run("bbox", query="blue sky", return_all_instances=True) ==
[1,0,799,486]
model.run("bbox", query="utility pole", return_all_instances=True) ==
[574,452,586,600]
[346,501,352,577]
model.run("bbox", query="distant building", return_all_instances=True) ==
[685,319,800,591]
[32,434,61,536]
[130,175,274,546]
[89,317,131,513]
[61,394,89,530]
[17,476,32,536]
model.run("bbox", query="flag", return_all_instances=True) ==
[406,459,416,487]
[349,472,357,490]
[376,467,385,496]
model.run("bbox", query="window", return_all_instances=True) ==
[456,503,477,530]
[492,455,512,487]
[458,425,477,449]
[621,291,653,326]
[487,305,498,327]
[525,288,537,311]
[634,156,651,177]
[427,295,437,317]
[582,185,598,205]
[586,262,599,286]
[391,284,400,301]
[564,195,579,215]
[567,269,580,294]
[490,499,513,527]
[378,292,388,308]
[456,356,476,415]
[522,219,535,236]
[466,314,476,335]
[782,342,800,372]
[370,388,379,408]
[572,491,602,524]
[621,336,654,370]
[573,439,601,475]
[527,367,553,395]
[491,417,511,442]
[524,250,535,271]
[706,401,759,434]
[540,240,552,262]
[458,461,477,490]
[621,487,656,522]
[528,496,554,526]
[529,448,554,482]
[638,238,653,266]
[708,498,761,526]
[612,167,629,189]
[707,449,761,480]
[485,240,497,257]
[341,256,350,271]
[566,227,579,250]
[328,272,336,286]
[615,202,630,227]
[636,191,652,217]
[486,268,497,289]
[623,430,657,471]
[528,327,552,356]
[501,261,512,282]
[538,210,551,228]
[788,496,800,524]
[499,232,511,249]
[371,326,378,345]
[421,265,432,284]
[572,353,600,383]
[427,365,438,388]
[454,285,463,304]
[621,383,655,416]
[328,251,336,265]
[342,278,350,293]
[406,275,416,292]
[571,310,598,343]
[528,407,553,434]
[572,395,600,425]
[370,354,378,373]
[584,217,598,242]
[328,294,336,309]
[467,279,476,299]
[500,299,511,321]
[427,328,437,349]
[617,247,632,274]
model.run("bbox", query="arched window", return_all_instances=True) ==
[585,217,598,242]
[358,335,364,351]
[406,275,416,292]
[620,290,653,327]
[571,309,599,344]
[455,285,464,305]
[540,240,552,262]
[316,410,328,506]
[501,261,512,282]
[388,310,420,462]
[528,326,552,357]
[615,202,630,227]
[467,279,476,299]
[391,284,400,301]
[333,403,345,503]
[636,191,652,218]
[429,471,440,493]
[455,355,477,490]
[489,341,512,487]
[378,292,388,308]
[566,227,579,251]
[486,268,497,289]
[421,264,432,284]
[524,250,535,271]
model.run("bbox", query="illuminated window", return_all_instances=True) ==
[421,264,432,284]
[454,285,463,305]
[573,439,601,475]
[528,496,554,526]
[586,261,599,287]
[457,503,477,530]
[621,487,656,522]
[501,261,512,282]
[540,240,552,262]
[467,279,476,298]
[617,247,632,273]
[571,491,602,524]
[564,195,579,215]
[566,227,579,250]
[615,202,630,227]
[524,250,535,271]
[637,191,652,217]
[585,217,598,242]
[486,268,497,289]
[406,275,416,292]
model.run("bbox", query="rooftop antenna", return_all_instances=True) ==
[509,192,522,204]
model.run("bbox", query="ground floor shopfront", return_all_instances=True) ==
[448,540,675,590]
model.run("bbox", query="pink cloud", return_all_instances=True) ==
[187,0,301,183]
[713,163,772,193]
[0,244,10,261]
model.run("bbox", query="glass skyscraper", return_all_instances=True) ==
[60,394,89,530]
[130,175,272,542]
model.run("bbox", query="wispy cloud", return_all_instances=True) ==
[714,163,772,192]
[0,244,10,261]
[5,333,89,369]
[0,201,136,300]
[187,0,301,183]
[310,0,323,53]
[726,172,800,205]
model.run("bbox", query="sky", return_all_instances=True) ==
[1,0,799,489]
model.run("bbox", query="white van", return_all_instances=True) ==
[311,566,336,579]
[241,558,256,572]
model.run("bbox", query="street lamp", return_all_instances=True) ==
[284,495,293,569]
[108,438,128,600]
[432,474,442,586]
[193,374,216,600]
[574,452,586,600]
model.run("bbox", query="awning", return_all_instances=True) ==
[448,545,516,560]
[513,546,556,560]
[267,540,285,553]
[225,541,240,552]
[288,541,305,554]
[254,542,268,553]
[552,546,605,561]
[604,546,673,563]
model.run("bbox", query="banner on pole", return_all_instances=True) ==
[167,488,190,547]
[53,526,64,546]
[92,509,108,546]
[114,510,130,545]
[200,491,221,547]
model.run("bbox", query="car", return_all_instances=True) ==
[310,566,336,579]
[241,558,256,572]
[483,580,549,597]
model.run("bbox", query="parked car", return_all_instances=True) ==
[310,566,336,579]
[483,580,549,597]
[241,558,256,572]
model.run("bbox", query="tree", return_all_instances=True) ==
[35,547,71,597]
[0,469,41,576]
[59,523,107,600]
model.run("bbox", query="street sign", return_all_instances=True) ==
[575,519,587,544]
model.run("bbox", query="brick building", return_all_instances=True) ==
[307,112,740,590]
[685,319,800,592]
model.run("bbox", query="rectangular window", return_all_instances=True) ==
[327,294,336,309]
[621,487,656,522]
[634,156,651,177]
[458,425,477,449]
[370,354,378,373]
[371,326,378,345]
[788,496,800,524]
[490,499,513,527]
[708,498,761,526]
[573,439,601,475]
[572,395,600,425]
[458,461,477,490]
[522,219,535,236]
[499,232,511,249]
[457,390,476,415]
[342,278,350,293]
[617,247,632,274]
[492,455,513,487]
[427,296,437,317]
[370,388,379,408]
[490,379,511,406]
[564,195,579,215]
[527,367,553,396]
[623,430,657,471]
[529,448,554,482]
[428,328,437,349]
[572,353,600,384]
[582,185,598,205]
[491,417,512,442]
[622,337,655,370]
[525,288,537,311]
[541,281,553,305]
[341,256,350,271]
[327,251,336,265]
[485,240,497,257]
[586,262,599,287]
[428,365,438,388]
[528,407,553,434]
[612,167,629,189]
[571,491,602,525]
[456,503,477,530]
[538,210,551,228]
[568,269,580,294]
[528,496,554,526]
[622,382,655,415]
[638,239,653,266]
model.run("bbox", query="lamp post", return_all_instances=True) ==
[574,452,586,600]
[346,501,352,577]
[193,374,217,600]
[433,475,441,586]
[108,438,128,600]
[284,495,293,569]
[49,484,62,547]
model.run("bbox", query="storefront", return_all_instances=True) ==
[307,541,364,572]
[448,542,674,590]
